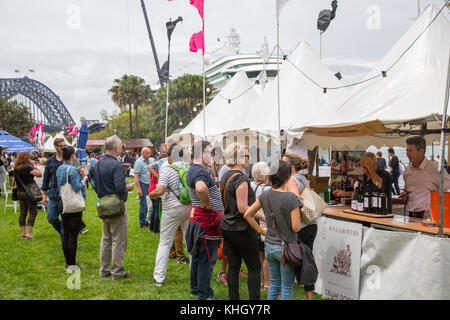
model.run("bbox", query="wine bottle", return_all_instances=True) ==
[358,184,364,212]
[363,189,371,213]
[351,181,359,211]
[379,190,387,214]
[371,190,380,214]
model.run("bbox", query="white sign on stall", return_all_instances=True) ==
[322,219,362,300]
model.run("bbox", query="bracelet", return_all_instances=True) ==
[257,227,263,234]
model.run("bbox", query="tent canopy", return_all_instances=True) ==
[43,133,72,153]
[225,41,348,142]
[168,71,259,146]
[297,4,450,150]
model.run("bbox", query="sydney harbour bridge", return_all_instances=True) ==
[0,77,75,133]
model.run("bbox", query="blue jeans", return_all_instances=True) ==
[47,197,64,237]
[149,199,160,233]
[139,182,149,226]
[265,242,296,300]
[190,239,220,300]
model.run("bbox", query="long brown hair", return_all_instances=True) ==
[14,152,32,170]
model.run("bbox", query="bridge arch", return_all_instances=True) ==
[0,77,75,132]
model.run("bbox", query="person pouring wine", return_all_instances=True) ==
[333,152,392,214]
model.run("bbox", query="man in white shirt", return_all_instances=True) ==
[149,144,190,286]
[403,136,450,219]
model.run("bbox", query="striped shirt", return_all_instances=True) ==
[187,164,223,213]
[157,161,186,210]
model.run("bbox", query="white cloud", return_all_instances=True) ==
[0,0,448,123]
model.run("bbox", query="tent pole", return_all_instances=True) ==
[277,18,281,158]
[165,82,169,143]
[438,51,450,237]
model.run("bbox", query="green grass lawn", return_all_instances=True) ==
[0,179,322,300]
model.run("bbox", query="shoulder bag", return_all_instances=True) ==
[266,190,303,268]
[14,169,42,203]
[295,175,327,224]
[222,172,242,207]
[60,166,86,213]
[96,160,125,219]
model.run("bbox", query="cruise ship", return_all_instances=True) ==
[205,29,283,91]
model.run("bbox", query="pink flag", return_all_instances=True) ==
[32,121,43,141]
[40,126,44,144]
[28,125,36,137]
[190,0,204,19]
[67,127,78,136]
[189,29,204,54]
[64,124,76,129]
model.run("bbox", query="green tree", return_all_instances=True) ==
[108,75,152,139]
[0,97,35,140]
[149,74,213,146]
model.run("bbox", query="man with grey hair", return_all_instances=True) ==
[134,147,152,228]
[94,135,135,280]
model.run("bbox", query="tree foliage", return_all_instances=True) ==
[0,97,35,140]
[108,75,152,139]
[96,74,213,149]
[148,74,213,146]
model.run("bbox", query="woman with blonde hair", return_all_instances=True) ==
[282,152,317,300]
[13,152,42,239]
[220,142,261,300]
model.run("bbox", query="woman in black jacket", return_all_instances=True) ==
[13,152,42,239]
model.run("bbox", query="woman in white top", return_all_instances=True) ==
[250,162,271,291]
[282,152,317,300]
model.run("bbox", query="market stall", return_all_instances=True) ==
[312,206,450,300]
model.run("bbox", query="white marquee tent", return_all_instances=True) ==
[43,133,72,153]
[295,4,450,150]
[222,41,349,146]
[168,71,259,145]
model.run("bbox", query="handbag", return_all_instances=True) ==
[266,190,303,268]
[60,166,86,214]
[95,160,125,219]
[14,170,42,203]
[296,175,327,224]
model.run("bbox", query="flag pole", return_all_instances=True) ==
[277,17,281,159]
[202,18,206,141]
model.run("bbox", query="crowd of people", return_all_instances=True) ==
[2,134,448,300]
[0,135,320,300]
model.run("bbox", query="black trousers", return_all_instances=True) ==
[221,227,261,300]
[392,172,400,195]
[62,212,82,266]
[298,224,318,292]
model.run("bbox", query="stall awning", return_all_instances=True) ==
[305,120,390,137]
[122,139,154,149]
[86,139,105,146]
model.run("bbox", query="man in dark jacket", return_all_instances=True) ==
[388,148,400,195]
[94,135,134,280]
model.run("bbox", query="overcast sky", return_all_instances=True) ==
[0,0,448,123]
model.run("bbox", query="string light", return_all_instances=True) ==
[382,71,388,84]
[193,106,197,112]
[179,121,183,126]
[215,1,447,102]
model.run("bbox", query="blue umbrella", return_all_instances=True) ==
[0,130,28,148]
[76,123,89,162]
[3,144,38,153]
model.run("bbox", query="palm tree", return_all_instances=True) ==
[108,75,152,138]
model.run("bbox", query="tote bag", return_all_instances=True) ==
[297,178,327,224]
[60,166,86,214]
